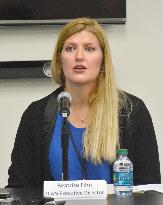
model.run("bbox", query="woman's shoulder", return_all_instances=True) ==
[120,91,151,121]
[120,90,147,108]
[22,86,63,119]
[119,90,150,117]
[120,90,144,104]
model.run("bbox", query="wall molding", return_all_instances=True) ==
[0,60,51,79]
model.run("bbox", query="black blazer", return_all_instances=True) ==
[8,87,161,187]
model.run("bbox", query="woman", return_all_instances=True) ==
[8,18,161,187]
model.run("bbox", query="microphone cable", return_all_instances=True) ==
[67,124,88,180]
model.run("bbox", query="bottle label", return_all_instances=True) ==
[113,171,133,186]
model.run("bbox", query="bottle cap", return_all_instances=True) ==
[117,149,128,156]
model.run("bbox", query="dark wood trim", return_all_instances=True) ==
[0,60,51,79]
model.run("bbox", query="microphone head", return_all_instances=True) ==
[57,92,72,118]
[57,92,72,103]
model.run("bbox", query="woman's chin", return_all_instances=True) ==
[67,79,97,87]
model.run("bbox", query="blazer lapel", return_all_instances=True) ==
[42,86,63,181]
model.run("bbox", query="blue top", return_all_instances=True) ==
[49,112,112,183]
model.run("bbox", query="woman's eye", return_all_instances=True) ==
[86,46,95,52]
[65,46,75,52]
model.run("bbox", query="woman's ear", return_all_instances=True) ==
[100,61,104,74]
[56,52,61,63]
[57,52,65,85]
[57,52,63,70]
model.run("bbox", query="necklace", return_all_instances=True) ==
[80,119,86,124]
[71,106,88,126]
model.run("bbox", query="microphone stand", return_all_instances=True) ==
[61,116,69,181]
[57,92,71,181]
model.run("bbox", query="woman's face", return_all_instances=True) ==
[60,30,103,87]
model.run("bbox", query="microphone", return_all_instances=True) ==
[57,91,87,180]
[57,92,72,118]
[57,91,71,180]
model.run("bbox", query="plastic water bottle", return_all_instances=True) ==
[113,149,133,197]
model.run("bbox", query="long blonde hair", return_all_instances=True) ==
[52,18,120,163]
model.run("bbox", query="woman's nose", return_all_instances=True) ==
[75,48,84,61]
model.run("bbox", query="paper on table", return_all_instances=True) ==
[107,184,114,194]
[133,184,163,193]
[107,184,163,195]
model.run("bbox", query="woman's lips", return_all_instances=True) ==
[73,65,87,70]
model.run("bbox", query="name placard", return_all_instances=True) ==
[44,180,107,200]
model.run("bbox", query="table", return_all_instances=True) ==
[0,188,163,205]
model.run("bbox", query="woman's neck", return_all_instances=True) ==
[64,83,95,107]
[64,83,95,128]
